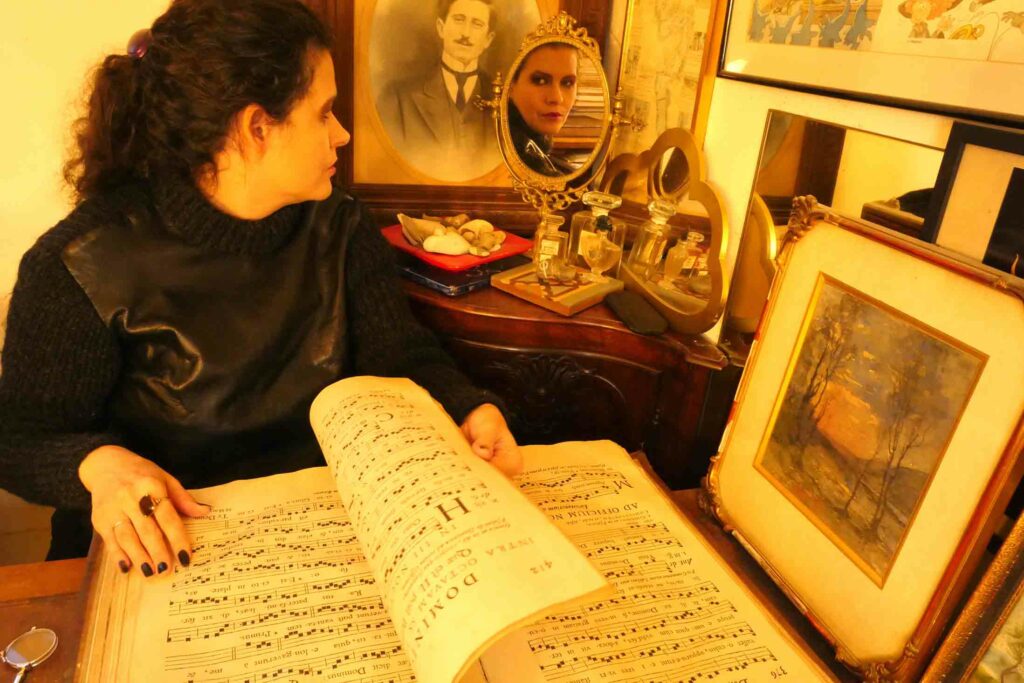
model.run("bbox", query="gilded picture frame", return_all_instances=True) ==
[927,510,1024,681]
[704,201,1024,681]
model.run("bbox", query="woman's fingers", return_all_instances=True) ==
[128,479,173,575]
[95,519,133,575]
[154,491,194,568]
[131,510,173,575]
[113,516,157,577]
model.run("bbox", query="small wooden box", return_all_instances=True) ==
[490,263,623,316]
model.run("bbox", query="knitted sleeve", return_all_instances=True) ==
[344,200,504,424]
[0,206,123,511]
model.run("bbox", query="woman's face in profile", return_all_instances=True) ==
[510,44,578,137]
[261,49,351,204]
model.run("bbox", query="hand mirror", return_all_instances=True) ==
[495,13,614,207]
[2,627,58,683]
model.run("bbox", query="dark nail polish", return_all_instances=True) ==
[141,563,154,577]
[178,550,191,567]
[157,562,168,574]
[118,560,130,574]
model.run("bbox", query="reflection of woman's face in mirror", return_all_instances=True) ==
[510,44,578,136]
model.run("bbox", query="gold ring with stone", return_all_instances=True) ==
[138,494,164,517]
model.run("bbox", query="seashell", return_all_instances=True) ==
[398,213,444,245]
[442,213,472,228]
[459,219,494,235]
[423,232,471,255]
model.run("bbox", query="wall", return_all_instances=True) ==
[0,1,169,565]
[702,78,956,282]
[0,1,170,297]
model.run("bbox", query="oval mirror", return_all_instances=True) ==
[497,14,613,193]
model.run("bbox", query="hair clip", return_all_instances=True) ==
[127,28,152,59]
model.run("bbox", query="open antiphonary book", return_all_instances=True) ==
[76,376,831,682]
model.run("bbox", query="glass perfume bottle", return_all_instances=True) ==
[580,215,623,281]
[664,231,706,285]
[568,191,625,275]
[532,213,568,283]
[626,199,676,280]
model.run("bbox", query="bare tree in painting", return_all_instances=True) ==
[842,439,880,516]
[785,292,860,469]
[866,334,938,537]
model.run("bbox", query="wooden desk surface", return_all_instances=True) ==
[0,558,87,683]
[1,493,854,682]
[402,280,727,370]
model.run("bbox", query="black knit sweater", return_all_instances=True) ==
[0,180,500,512]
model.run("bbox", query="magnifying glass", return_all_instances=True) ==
[1,627,58,683]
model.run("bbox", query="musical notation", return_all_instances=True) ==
[508,461,796,682]
[148,485,416,682]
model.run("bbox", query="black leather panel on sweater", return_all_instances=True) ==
[60,189,356,487]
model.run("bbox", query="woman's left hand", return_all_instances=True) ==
[460,403,522,477]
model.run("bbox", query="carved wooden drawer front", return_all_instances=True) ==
[441,341,660,451]
[404,284,727,488]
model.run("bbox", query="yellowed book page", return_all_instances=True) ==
[480,442,831,683]
[97,467,415,682]
[310,377,612,683]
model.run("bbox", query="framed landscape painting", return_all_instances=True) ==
[706,201,1024,681]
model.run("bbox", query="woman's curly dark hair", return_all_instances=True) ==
[64,0,331,202]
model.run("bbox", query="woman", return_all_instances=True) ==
[0,0,519,576]
[508,42,579,177]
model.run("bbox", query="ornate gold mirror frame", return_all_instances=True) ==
[486,12,616,214]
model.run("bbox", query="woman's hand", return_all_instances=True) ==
[79,445,209,577]
[460,403,522,477]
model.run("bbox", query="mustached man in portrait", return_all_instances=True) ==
[377,0,502,180]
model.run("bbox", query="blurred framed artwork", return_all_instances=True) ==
[357,0,546,185]
[921,121,1024,278]
[706,203,1024,679]
[927,510,1024,681]
[304,0,612,229]
[717,0,1024,123]
[606,0,716,156]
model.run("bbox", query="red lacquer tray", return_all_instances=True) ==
[381,224,532,272]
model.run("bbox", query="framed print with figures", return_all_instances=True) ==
[717,0,1024,123]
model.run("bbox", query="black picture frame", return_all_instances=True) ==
[921,121,1024,277]
[715,0,1024,127]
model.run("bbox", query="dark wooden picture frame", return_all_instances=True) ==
[921,122,1024,277]
[304,0,612,234]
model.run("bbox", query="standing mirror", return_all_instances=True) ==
[616,127,729,335]
[722,110,945,360]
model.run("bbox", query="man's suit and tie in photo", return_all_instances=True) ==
[377,0,502,179]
